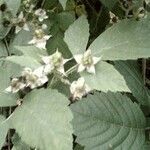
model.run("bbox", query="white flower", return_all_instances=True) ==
[15,12,30,34]
[22,67,48,89]
[42,50,69,75]
[35,9,48,22]
[42,24,48,30]
[5,78,26,93]
[109,11,119,24]
[70,77,91,100]
[28,29,51,49]
[74,49,101,74]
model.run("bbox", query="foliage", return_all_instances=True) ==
[0,0,150,149]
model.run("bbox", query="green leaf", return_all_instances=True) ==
[0,62,21,106]
[11,89,73,150]
[47,12,75,58]
[64,15,89,55]
[114,61,150,106]
[12,134,30,150]
[0,93,18,107]
[15,46,47,62]
[59,0,68,9]
[74,144,84,150]
[10,30,33,53]
[90,17,150,60]
[0,115,9,149]
[5,0,21,16]
[0,42,8,57]
[71,92,146,150]
[100,0,118,9]
[6,56,41,69]
[81,61,130,92]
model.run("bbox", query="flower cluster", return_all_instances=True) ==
[6,67,48,93]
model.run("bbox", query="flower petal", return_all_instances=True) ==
[78,64,85,72]
[87,65,96,74]
[93,57,101,64]
[74,54,82,64]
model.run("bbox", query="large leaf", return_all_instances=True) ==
[114,61,150,106]
[71,92,146,150]
[81,61,130,92]
[11,89,73,150]
[64,15,89,55]
[89,17,150,60]
[0,115,9,149]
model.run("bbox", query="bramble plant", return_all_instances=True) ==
[0,0,150,149]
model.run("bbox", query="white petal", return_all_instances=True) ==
[74,54,82,64]
[23,23,30,31]
[44,35,51,40]
[70,81,77,94]
[44,64,54,74]
[77,77,85,87]
[33,66,45,77]
[87,65,96,74]
[36,41,46,49]
[15,26,21,34]
[78,64,85,72]
[39,17,44,22]
[84,49,92,58]
[18,11,24,19]
[28,38,36,44]
[57,66,66,75]
[93,57,101,64]
[42,56,50,64]
[5,86,12,93]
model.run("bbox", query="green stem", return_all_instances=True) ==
[66,65,78,76]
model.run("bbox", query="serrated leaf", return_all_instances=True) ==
[64,15,89,55]
[89,17,150,60]
[11,89,73,150]
[71,92,146,150]
[114,60,150,106]
[0,115,9,149]
[59,0,68,9]
[81,61,130,92]
[6,56,41,69]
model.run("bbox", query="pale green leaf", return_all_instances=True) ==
[71,92,146,150]
[15,46,47,62]
[0,115,9,149]
[114,61,150,106]
[0,62,21,106]
[59,0,68,9]
[81,61,130,92]
[90,17,150,60]
[12,134,30,150]
[64,15,89,55]
[6,56,41,69]
[11,89,73,150]
[5,0,21,16]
